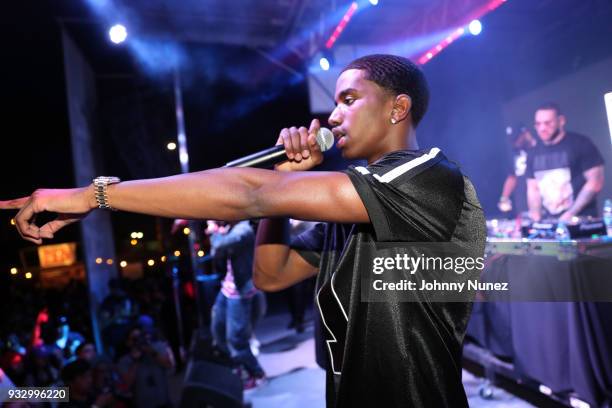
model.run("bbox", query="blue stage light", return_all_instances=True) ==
[320,57,331,71]
[468,20,482,36]
[109,24,128,44]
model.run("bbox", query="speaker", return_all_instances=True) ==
[189,329,234,367]
[179,360,244,408]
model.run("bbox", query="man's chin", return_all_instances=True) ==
[340,147,353,159]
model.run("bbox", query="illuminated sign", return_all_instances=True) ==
[37,243,77,269]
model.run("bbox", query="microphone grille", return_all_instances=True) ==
[316,127,334,152]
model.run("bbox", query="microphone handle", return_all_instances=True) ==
[224,145,286,168]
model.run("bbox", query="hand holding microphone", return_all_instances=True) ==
[224,119,334,171]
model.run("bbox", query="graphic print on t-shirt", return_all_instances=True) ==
[533,147,574,215]
[514,150,528,177]
[535,168,573,215]
[316,271,348,375]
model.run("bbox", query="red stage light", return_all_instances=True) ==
[325,2,359,49]
[417,0,509,65]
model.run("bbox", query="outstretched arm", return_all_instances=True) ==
[0,167,368,244]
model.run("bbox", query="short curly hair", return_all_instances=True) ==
[342,54,430,126]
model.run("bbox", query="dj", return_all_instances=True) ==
[527,103,605,221]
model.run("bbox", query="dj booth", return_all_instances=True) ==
[465,220,612,407]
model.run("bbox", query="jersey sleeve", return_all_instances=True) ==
[343,150,465,242]
[290,222,326,267]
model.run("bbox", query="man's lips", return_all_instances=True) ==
[332,129,347,148]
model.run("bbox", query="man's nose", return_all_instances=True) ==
[328,106,341,127]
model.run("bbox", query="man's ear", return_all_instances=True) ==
[391,94,412,123]
[558,114,567,129]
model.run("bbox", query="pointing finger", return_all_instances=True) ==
[0,196,30,210]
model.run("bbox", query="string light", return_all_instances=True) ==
[95,258,103,264]
[130,239,138,246]
[120,261,127,268]
[174,250,181,257]
[25,272,32,279]
[10,267,18,275]
[183,227,190,235]
[147,259,155,266]
[197,250,205,257]
[106,259,114,265]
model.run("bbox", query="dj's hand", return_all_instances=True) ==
[497,197,512,212]
[528,210,542,222]
[275,119,324,172]
[558,211,575,223]
[0,186,96,244]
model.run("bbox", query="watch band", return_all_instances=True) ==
[93,176,121,210]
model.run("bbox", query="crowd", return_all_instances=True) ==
[1,276,177,408]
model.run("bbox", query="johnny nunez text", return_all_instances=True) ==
[372,279,509,292]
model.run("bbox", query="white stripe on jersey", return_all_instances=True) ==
[372,147,441,183]
[354,166,370,175]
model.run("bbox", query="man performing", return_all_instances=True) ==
[527,103,605,221]
[2,54,486,407]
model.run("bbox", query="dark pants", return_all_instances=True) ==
[211,292,265,377]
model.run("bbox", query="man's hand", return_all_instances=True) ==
[0,186,96,244]
[558,211,575,223]
[528,210,542,222]
[275,119,324,172]
[497,196,513,213]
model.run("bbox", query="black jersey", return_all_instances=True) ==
[292,148,486,407]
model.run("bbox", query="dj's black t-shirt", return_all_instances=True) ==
[291,148,486,408]
[526,132,604,217]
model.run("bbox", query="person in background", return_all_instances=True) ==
[498,124,537,216]
[59,359,114,408]
[208,220,267,390]
[75,342,97,363]
[99,279,135,360]
[527,102,605,221]
[116,325,174,408]
[55,316,85,363]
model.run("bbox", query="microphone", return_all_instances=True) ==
[224,127,334,168]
